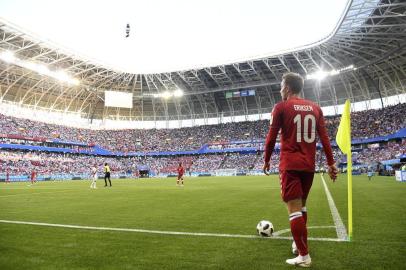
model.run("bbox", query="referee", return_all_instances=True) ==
[104,163,112,187]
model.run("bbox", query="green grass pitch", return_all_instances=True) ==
[0,174,405,270]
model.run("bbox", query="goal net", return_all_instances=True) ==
[214,169,238,176]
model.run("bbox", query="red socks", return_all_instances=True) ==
[301,207,308,251]
[302,207,307,224]
[289,211,308,256]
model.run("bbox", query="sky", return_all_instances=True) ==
[0,0,349,74]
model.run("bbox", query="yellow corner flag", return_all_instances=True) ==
[335,99,353,241]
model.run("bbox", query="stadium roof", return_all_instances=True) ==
[0,0,349,74]
[0,0,405,122]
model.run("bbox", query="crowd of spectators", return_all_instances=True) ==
[0,151,136,176]
[0,102,404,178]
[1,139,403,177]
[221,153,259,170]
[0,103,404,152]
[354,140,406,164]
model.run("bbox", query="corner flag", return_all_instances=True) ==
[336,100,351,155]
[335,99,353,240]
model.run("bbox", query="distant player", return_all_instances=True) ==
[188,162,193,176]
[6,168,10,183]
[263,72,337,267]
[30,170,37,185]
[177,162,185,186]
[367,168,374,181]
[104,163,112,187]
[321,166,327,176]
[90,166,97,189]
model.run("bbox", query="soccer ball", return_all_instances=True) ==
[256,220,274,237]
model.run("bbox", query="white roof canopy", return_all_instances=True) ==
[0,0,349,73]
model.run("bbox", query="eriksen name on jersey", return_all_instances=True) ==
[293,105,313,112]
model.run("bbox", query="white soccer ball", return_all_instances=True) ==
[256,220,274,237]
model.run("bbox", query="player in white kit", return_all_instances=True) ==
[90,167,97,189]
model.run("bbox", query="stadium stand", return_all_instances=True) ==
[0,102,404,180]
[0,103,405,153]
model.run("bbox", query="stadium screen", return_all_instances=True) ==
[225,91,233,99]
[104,91,133,109]
[247,89,255,96]
[225,89,255,98]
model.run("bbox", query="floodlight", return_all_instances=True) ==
[22,61,38,71]
[70,78,80,86]
[162,91,172,99]
[314,70,328,80]
[330,69,340,76]
[173,89,184,97]
[0,51,16,63]
[36,65,50,75]
[55,71,70,81]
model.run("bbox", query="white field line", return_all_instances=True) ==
[321,174,349,241]
[273,225,336,236]
[0,219,345,242]
[0,190,76,198]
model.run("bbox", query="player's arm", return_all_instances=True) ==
[316,108,338,181]
[263,104,282,175]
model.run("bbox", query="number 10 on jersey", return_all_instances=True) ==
[293,114,316,143]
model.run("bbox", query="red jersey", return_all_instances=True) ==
[264,97,334,172]
[177,166,185,175]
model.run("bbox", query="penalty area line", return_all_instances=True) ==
[0,219,345,242]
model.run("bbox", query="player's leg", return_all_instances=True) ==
[301,200,308,224]
[300,172,314,225]
[292,172,314,256]
[292,198,308,256]
[287,199,308,255]
[176,176,180,186]
[286,198,311,267]
[108,173,112,186]
[104,174,107,187]
[181,176,184,186]
[281,171,311,267]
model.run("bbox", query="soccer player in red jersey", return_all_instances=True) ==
[31,170,37,185]
[263,72,338,267]
[177,162,185,186]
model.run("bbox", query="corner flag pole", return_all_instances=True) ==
[347,142,353,241]
[335,100,353,241]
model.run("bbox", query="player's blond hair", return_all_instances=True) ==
[282,72,304,94]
